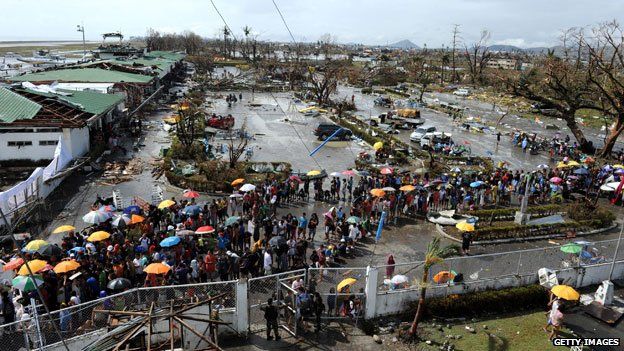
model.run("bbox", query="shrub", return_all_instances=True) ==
[415,285,548,318]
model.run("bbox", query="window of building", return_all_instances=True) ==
[39,140,59,146]
[7,141,33,147]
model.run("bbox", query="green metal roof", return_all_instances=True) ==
[146,51,186,62]
[0,87,42,123]
[23,88,124,115]
[11,68,154,84]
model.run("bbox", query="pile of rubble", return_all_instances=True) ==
[99,159,144,185]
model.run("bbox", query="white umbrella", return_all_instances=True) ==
[382,187,396,192]
[82,210,111,224]
[111,214,131,227]
[600,182,621,192]
[537,164,549,169]
[329,171,343,177]
[239,184,256,192]
[229,193,243,198]
[391,275,409,285]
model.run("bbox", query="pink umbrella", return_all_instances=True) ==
[324,212,333,219]
[342,170,357,176]
[289,175,302,182]
[550,177,563,184]
[380,167,393,175]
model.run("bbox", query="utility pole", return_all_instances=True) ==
[451,24,461,84]
[76,23,86,60]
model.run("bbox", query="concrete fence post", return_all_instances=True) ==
[364,266,378,319]
[235,279,249,335]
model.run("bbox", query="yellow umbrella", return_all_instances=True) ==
[18,260,48,276]
[53,260,81,274]
[231,178,245,186]
[567,160,580,167]
[144,263,171,275]
[551,285,580,301]
[370,188,386,197]
[337,278,357,292]
[87,231,111,242]
[373,141,384,150]
[24,240,49,252]
[456,221,475,232]
[307,170,321,176]
[556,161,571,169]
[614,164,624,169]
[130,215,145,225]
[399,185,416,192]
[158,199,176,209]
[52,225,76,234]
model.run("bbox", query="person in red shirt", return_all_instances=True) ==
[204,251,217,282]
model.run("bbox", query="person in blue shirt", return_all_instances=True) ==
[298,213,308,239]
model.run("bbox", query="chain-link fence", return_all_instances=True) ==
[247,269,305,334]
[307,267,367,320]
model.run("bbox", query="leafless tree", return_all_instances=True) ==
[451,24,461,83]
[406,48,434,102]
[463,30,492,85]
[308,62,345,105]
[227,117,249,168]
[583,21,624,156]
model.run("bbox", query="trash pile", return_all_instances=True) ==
[99,159,144,185]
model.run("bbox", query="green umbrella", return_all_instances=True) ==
[346,216,361,224]
[224,216,241,227]
[560,243,582,254]
[12,275,44,292]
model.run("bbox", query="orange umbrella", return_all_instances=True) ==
[130,215,145,225]
[3,258,24,271]
[144,263,171,275]
[370,188,386,197]
[231,178,245,186]
[433,271,456,284]
[53,260,81,274]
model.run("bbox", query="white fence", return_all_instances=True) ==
[1,239,622,350]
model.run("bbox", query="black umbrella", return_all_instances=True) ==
[37,244,63,257]
[268,235,286,248]
[107,278,132,290]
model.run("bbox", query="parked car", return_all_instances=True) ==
[369,113,388,126]
[410,126,436,142]
[314,123,353,140]
[453,88,470,96]
[374,97,393,107]
[395,117,425,130]
[427,210,478,226]
[420,132,453,149]
[377,123,399,134]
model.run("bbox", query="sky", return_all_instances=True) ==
[1,0,623,48]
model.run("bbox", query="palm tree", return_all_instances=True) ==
[409,237,458,336]
[242,25,252,59]
[223,26,230,58]
[441,52,450,84]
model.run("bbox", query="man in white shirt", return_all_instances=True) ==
[263,249,273,275]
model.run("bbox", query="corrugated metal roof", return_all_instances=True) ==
[0,87,41,123]
[10,68,154,83]
[23,88,124,115]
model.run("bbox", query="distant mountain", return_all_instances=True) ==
[488,45,524,53]
[387,39,419,50]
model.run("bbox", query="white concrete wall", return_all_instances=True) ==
[0,126,89,162]
[0,130,62,161]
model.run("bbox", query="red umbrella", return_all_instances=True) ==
[3,258,24,271]
[195,225,215,234]
[380,167,393,175]
[183,189,200,198]
[550,177,563,184]
[342,170,357,176]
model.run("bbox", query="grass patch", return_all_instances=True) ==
[417,311,576,351]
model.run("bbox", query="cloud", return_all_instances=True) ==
[493,38,551,48]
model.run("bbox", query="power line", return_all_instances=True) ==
[271,0,297,44]
[209,0,237,41]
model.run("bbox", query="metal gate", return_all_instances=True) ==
[307,267,367,323]
[247,269,306,336]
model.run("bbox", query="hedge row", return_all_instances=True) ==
[473,219,606,241]
[466,205,563,221]
[415,285,548,318]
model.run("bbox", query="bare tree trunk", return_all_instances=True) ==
[599,116,624,157]
[564,114,592,153]
[409,268,429,335]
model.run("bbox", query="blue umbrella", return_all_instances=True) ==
[573,168,589,175]
[182,205,201,216]
[469,181,483,188]
[69,247,86,254]
[123,205,142,215]
[160,236,181,248]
